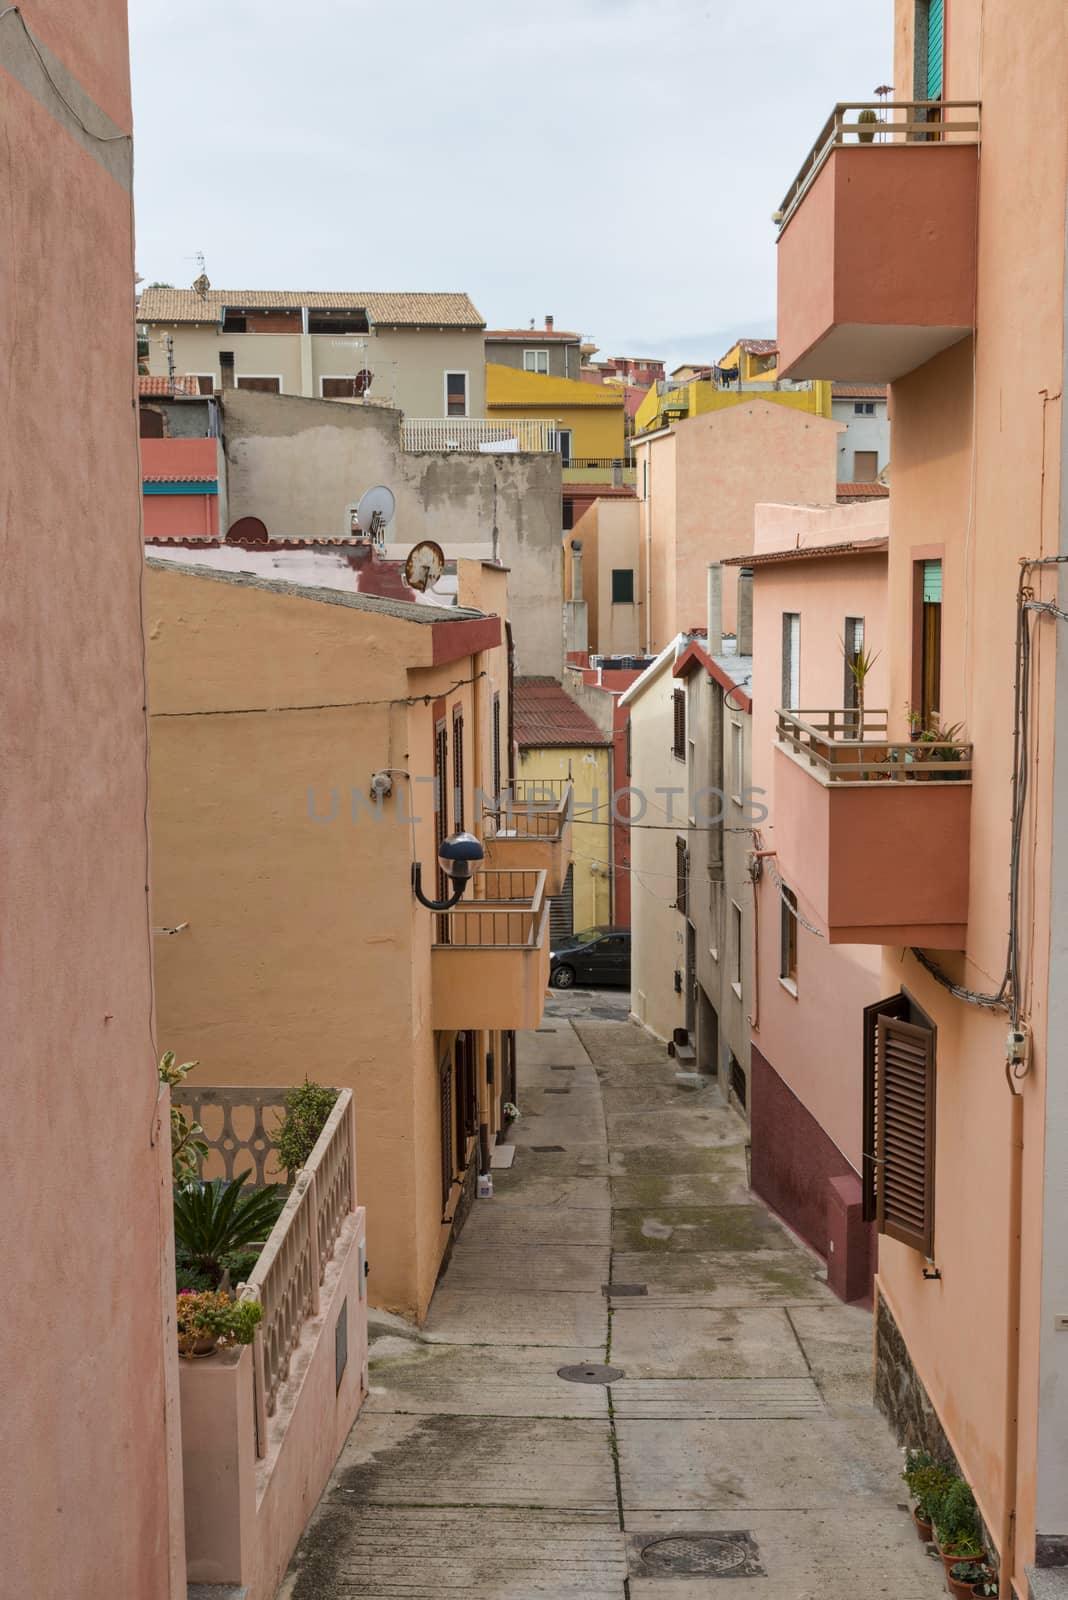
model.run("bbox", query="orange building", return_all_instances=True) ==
[774,1,1067,1590]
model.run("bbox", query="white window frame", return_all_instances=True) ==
[782,612,800,710]
[731,900,743,999]
[730,720,744,806]
[444,370,469,418]
[235,374,284,394]
[523,348,550,374]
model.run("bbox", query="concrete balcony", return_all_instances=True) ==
[432,867,551,1030]
[486,781,573,896]
[774,710,972,947]
[775,102,980,382]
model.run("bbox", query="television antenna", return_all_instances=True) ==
[404,540,445,592]
[352,485,396,544]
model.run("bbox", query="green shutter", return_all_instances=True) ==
[922,560,943,604]
[927,0,944,98]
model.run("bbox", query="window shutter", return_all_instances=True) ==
[876,1014,936,1256]
[927,0,944,99]
[439,1060,454,1212]
[862,992,910,1221]
[673,689,686,758]
[676,836,689,916]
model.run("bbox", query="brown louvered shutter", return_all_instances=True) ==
[676,836,689,916]
[861,993,910,1222]
[440,1057,454,1212]
[876,1015,936,1256]
[673,689,686,758]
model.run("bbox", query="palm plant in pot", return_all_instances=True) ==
[173,1172,285,1290]
[934,1478,984,1577]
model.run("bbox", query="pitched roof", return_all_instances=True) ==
[737,337,778,356]
[144,558,490,624]
[513,677,611,748]
[137,288,484,328]
[138,374,205,396]
[673,641,753,713]
[723,535,889,567]
[836,481,890,500]
[832,384,888,399]
[485,328,581,341]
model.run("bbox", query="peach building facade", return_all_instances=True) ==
[775,0,1068,1589]
[147,558,555,1323]
[0,4,185,1595]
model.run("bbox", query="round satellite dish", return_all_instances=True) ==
[404,540,445,592]
[354,486,396,541]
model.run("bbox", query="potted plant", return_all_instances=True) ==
[934,1479,984,1577]
[949,1561,988,1600]
[857,107,880,142]
[173,1172,285,1289]
[275,1079,339,1182]
[502,1101,520,1129]
[176,1289,263,1358]
[902,1449,955,1542]
[971,1566,998,1597]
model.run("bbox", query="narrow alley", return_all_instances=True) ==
[280,1000,944,1599]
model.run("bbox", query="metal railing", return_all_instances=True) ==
[170,1085,288,1187]
[564,457,632,470]
[402,417,560,453]
[491,781,572,840]
[238,1090,357,1448]
[778,101,981,230]
[776,708,973,783]
[436,866,548,948]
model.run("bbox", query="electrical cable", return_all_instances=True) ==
[0,8,131,143]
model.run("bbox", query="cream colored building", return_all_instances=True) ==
[139,286,487,419]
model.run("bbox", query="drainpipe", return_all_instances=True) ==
[1002,1075,1024,1586]
[737,567,754,656]
[571,540,584,603]
[644,450,653,654]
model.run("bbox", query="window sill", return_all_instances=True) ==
[710,948,719,963]
[731,981,743,1000]
[779,977,799,1000]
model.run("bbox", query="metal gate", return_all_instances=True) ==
[549,864,574,945]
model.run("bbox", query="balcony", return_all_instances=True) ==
[486,780,573,895]
[432,867,551,1029]
[562,459,637,487]
[402,417,559,453]
[774,709,972,947]
[776,102,980,382]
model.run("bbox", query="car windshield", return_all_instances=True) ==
[569,929,603,946]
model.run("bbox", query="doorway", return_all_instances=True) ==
[684,923,697,1040]
[697,986,719,1076]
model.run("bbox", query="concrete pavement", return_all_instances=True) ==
[281,1004,945,1598]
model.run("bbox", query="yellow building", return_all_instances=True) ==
[512,677,614,936]
[486,362,625,467]
[634,336,831,435]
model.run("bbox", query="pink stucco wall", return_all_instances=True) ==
[1,8,184,1596]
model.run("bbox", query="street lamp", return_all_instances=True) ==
[411,831,485,911]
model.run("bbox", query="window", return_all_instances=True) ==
[853,450,879,482]
[562,497,575,531]
[675,836,689,916]
[914,559,943,728]
[729,1053,747,1109]
[730,721,744,803]
[492,693,502,805]
[780,886,798,991]
[731,901,743,994]
[439,1055,454,1212]
[222,312,247,333]
[321,373,371,399]
[843,617,865,719]
[863,994,936,1256]
[523,349,550,374]
[190,374,214,396]
[853,401,876,416]
[554,427,573,465]
[307,310,369,334]
[235,375,281,394]
[445,371,468,418]
[915,0,944,100]
[612,569,635,603]
[452,707,465,831]
[781,613,800,710]
[672,689,686,759]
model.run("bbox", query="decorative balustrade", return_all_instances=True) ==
[402,416,560,453]
[776,708,973,783]
[170,1085,289,1186]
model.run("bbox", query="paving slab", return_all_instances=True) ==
[334,1413,618,1509]
[366,1339,610,1418]
[616,1415,896,1510]
[606,1107,743,1149]
[281,1507,628,1600]
[460,1203,608,1249]
[440,1243,610,1293]
[610,1141,750,1177]
[490,1172,612,1210]
[611,1151,750,1209]
[608,1305,809,1379]
[623,1507,945,1598]
[612,1202,792,1254]
[609,1376,824,1420]
[423,1288,607,1348]
[610,1248,828,1300]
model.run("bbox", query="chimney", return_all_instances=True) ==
[546,315,554,332]
[737,567,754,656]
[570,539,584,602]
[706,563,723,655]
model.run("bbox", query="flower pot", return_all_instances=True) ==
[913,1508,934,1542]
[179,1334,219,1359]
[947,1571,978,1600]
[939,1547,982,1581]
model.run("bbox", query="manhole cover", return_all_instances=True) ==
[638,1532,764,1578]
[531,1145,566,1153]
[603,1282,647,1296]
[557,1363,624,1384]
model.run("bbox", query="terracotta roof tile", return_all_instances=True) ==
[142,473,216,484]
[832,384,888,399]
[836,482,890,500]
[138,375,205,396]
[737,337,777,355]
[513,678,611,748]
[137,288,484,328]
[723,535,889,567]
[485,328,581,341]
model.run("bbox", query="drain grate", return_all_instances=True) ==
[636,1532,764,1579]
[557,1363,624,1384]
[550,1065,575,1071]
[531,1145,566,1153]
[603,1282,647,1296]
[544,1087,571,1095]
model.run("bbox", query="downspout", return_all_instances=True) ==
[505,620,516,788]
[1002,1074,1023,1586]
[644,448,653,653]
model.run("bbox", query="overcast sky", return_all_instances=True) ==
[129,0,890,370]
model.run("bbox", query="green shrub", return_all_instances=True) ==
[935,1478,982,1557]
[176,1261,213,1294]
[173,1174,284,1286]
[176,1290,262,1355]
[275,1080,339,1177]
[902,1449,956,1523]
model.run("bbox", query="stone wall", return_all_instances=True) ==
[875,1289,959,1469]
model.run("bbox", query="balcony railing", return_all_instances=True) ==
[776,708,973,783]
[170,1084,288,1186]
[486,784,573,895]
[402,417,560,453]
[778,100,981,232]
[442,866,548,947]
[431,867,551,1028]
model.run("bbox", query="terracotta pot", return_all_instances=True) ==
[179,1334,219,1359]
[913,1508,934,1542]
[946,1570,979,1600]
[939,1547,982,1581]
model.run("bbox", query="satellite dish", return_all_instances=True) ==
[404,540,445,593]
[354,485,395,543]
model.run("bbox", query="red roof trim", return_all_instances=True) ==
[672,642,752,713]
[723,537,889,567]
[431,614,501,665]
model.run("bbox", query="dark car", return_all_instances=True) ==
[549,926,630,989]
